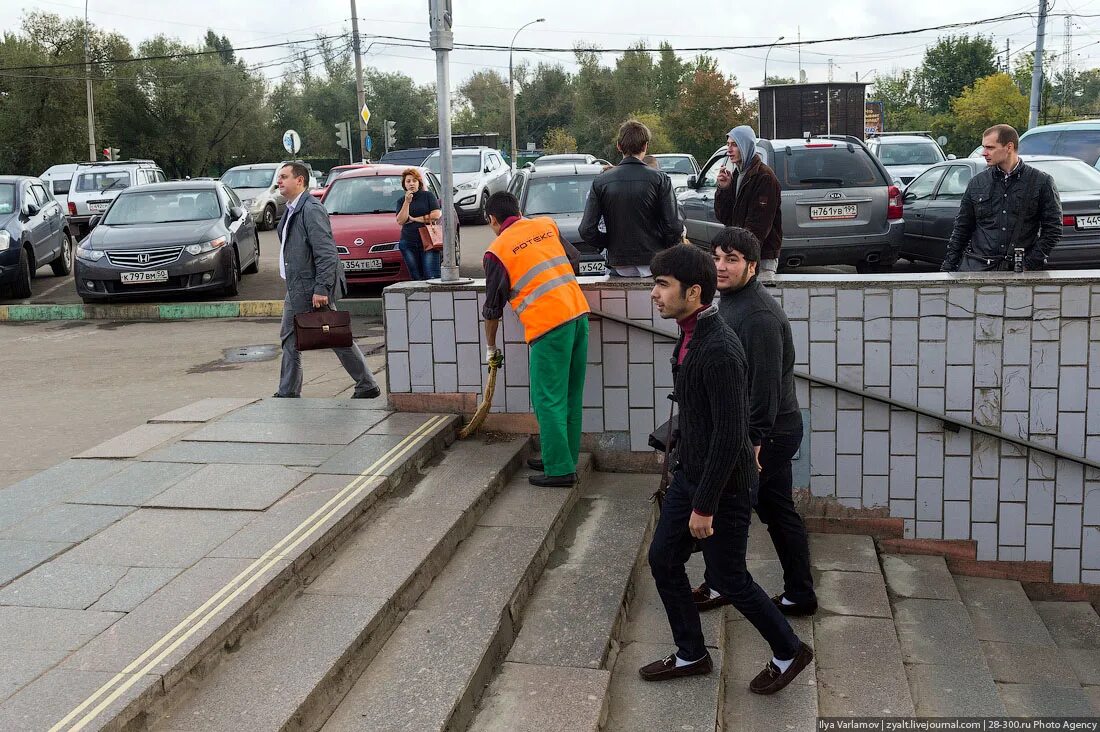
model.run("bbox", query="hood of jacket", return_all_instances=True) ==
[728,125,757,172]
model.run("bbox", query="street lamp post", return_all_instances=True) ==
[855,68,878,83]
[763,35,785,85]
[509,18,544,173]
[84,0,96,161]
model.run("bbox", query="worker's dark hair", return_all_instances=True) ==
[280,161,309,185]
[486,191,521,222]
[983,124,1020,150]
[650,244,717,305]
[712,226,761,263]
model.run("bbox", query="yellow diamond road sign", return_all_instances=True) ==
[360,105,371,126]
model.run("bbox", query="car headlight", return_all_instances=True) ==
[76,244,104,261]
[185,236,227,255]
[0,231,10,250]
[455,181,477,191]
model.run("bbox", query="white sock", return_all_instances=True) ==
[772,656,794,673]
[675,654,702,667]
[780,595,796,606]
[709,588,722,599]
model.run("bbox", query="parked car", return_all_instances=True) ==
[74,180,259,302]
[1019,120,1100,169]
[220,162,314,231]
[0,175,73,298]
[423,147,511,223]
[679,136,904,272]
[321,164,460,287]
[652,153,700,190]
[39,163,79,210]
[865,132,953,186]
[311,163,372,199]
[506,163,608,275]
[67,160,166,239]
[378,147,437,167]
[900,154,1100,268]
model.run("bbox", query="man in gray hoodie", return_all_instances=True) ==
[715,125,783,275]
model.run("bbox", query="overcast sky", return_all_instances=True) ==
[5,0,1098,98]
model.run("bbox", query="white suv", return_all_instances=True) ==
[67,160,166,238]
[423,147,511,223]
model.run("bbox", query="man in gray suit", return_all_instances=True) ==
[274,162,380,399]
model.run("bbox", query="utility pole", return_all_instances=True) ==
[1028,0,1048,130]
[84,0,96,161]
[797,26,802,82]
[349,0,368,162]
[1062,15,1074,117]
[429,0,467,284]
[1005,39,1011,73]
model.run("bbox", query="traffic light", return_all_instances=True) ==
[335,122,349,150]
[102,147,119,161]
[384,120,397,150]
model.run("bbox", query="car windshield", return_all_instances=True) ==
[1028,159,1100,193]
[75,171,130,193]
[657,156,694,174]
[0,183,14,215]
[424,154,481,174]
[876,142,945,166]
[324,175,407,215]
[774,147,888,189]
[103,190,222,224]
[220,167,277,189]
[523,175,596,215]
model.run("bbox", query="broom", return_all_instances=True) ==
[458,349,505,438]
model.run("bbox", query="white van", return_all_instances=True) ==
[39,163,79,210]
[67,160,166,237]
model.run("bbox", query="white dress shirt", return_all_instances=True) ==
[279,191,305,280]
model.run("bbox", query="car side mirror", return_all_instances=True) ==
[686,174,697,189]
[230,206,246,220]
[947,154,957,160]
[24,202,40,217]
[89,215,100,229]
[904,192,917,204]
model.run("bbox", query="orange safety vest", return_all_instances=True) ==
[487,217,589,343]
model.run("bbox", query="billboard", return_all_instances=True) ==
[865,101,885,135]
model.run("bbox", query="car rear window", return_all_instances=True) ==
[1054,130,1100,166]
[773,146,888,189]
[523,175,597,215]
[52,178,72,195]
[424,154,482,174]
[657,156,695,174]
[221,167,277,189]
[1028,159,1100,192]
[876,142,944,166]
[75,171,131,193]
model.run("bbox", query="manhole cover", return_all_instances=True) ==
[223,344,279,363]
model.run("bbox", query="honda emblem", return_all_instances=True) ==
[138,253,151,264]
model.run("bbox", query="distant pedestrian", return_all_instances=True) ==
[714,125,783,276]
[395,168,443,280]
[641,243,812,694]
[941,124,1061,272]
[482,192,588,487]
[579,119,683,277]
[694,226,817,617]
[274,162,379,400]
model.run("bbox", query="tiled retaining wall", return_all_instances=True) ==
[383,273,1100,584]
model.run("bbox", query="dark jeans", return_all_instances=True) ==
[755,420,816,604]
[398,238,441,281]
[649,469,801,663]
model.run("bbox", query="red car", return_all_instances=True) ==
[321,164,458,286]
[310,163,372,199]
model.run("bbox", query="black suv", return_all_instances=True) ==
[0,175,73,298]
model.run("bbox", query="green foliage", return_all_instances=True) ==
[542,127,577,154]
[625,112,673,154]
[665,57,753,163]
[918,35,998,113]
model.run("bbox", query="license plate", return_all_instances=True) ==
[1075,215,1100,230]
[810,204,857,220]
[120,270,168,284]
[344,258,383,272]
[88,202,110,212]
[579,260,606,274]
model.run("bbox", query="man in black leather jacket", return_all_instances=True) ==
[941,124,1061,272]
[579,120,683,276]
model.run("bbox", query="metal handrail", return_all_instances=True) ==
[590,308,1100,472]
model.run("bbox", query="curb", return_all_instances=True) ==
[0,298,381,322]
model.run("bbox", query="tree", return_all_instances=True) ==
[570,46,618,160]
[918,35,998,113]
[455,69,509,140]
[665,56,753,162]
[624,112,672,154]
[543,127,577,154]
[764,75,796,85]
[514,62,574,154]
[611,41,656,120]
[948,73,1028,155]
[654,42,689,114]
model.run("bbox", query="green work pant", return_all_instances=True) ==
[528,316,589,477]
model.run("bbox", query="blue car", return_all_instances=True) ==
[1019,120,1100,170]
[0,175,73,299]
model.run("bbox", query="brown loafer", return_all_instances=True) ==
[749,642,813,695]
[693,582,732,612]
[771,594,818,616]
[639,652,713,681]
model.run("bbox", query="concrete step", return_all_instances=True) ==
[148,436,530,732]
[1031,600,1100,715]
[318,459,589,732]
[883,556,1002,716]
[468,472,658,732]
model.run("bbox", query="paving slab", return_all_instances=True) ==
[724,672,818,732]
[143,441,342,466]
[622,554,725,649]
[816,569,892,617]
[1034,601,1100,649]
[956,576,1057,646]
[996,682,1097,716]
[0,562,128,609]
[1065,647,1100,686]
[0,502,132,543]
[0,538,72,585]
[149,398,258,423]
[817,663,916,716]
[75,422,194,459]
[217,404,389,428]
[88,567,183,613]
[0,647,69,702]
[479,481,575,529]
[313,422,453,476]
[603,642,721,732]
[882,553,961,600]
[142,464,307,510]
[0,460,128,530]
[0,668,159,732]
[577,471,659,502]
[746,518,782,562]
[56,508,253,568]
[809,533,880,573]
[66,462,204,506]
[980,640,1081,686]
[397,436,528,514]
[244,397,385,410]
[469,662,609,732]
[725,614,814,684]
[0,604,122,650]
[814,615,904,670]
[905,663,1006,715]
[1086,685,1100,714]
[182,421,373,445]
[367,411,451,435]
[150,593,391,732]
[893,598,987,666]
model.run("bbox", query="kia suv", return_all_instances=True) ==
[423,147,511,224]
[679,136,904,272]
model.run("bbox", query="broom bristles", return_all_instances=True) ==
[458,363,499,439]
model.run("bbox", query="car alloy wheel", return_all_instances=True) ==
[263,205,275,230]
[51,232,73,276]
